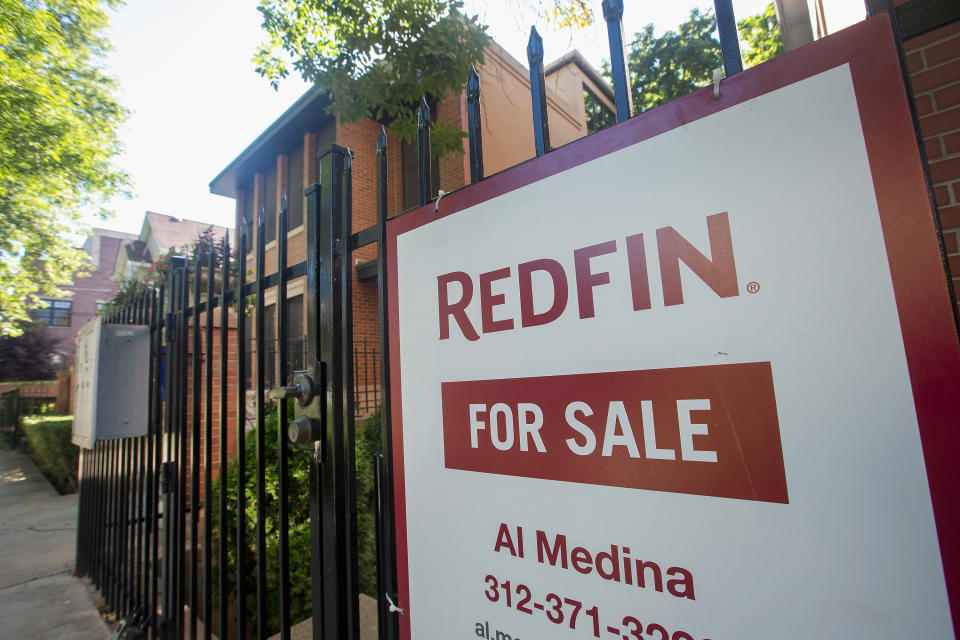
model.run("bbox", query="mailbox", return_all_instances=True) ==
[73,317,150,448]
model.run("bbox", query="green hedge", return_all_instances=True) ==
[20,415,78,494]
[210,406,382,636]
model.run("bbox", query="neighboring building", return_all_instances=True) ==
[114,211,234,282]
[209,40,615,404]
[30,229,137,369]
[780,0,960,319]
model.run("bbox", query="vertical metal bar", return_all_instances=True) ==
[375,126,399,640]
[123,435,133,616]
[602,0,633,122]
[145,287,159,630]
[204,242,215,640]
[151,285,164,636]
[277,196,292,639]
[417,99,432,206]
[342,149,359,640]
[178,259,191,640]
[218,235,231,640]
[163,268,179,637]
[255,207,268,639]
[75,448,87,576]
[311,143,354,640]
[135,295,146,620]
[94,441,104,590]
[236,226,249,640]
[527,26,550,156]
[190,251,203,640]
[304,177,324,640]
[466,67,484,184]
[714,0,743,77]
[111,438,120,611]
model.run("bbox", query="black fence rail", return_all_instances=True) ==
[0,388,20,446]
[353,338,380,418]
[72,2,761,639]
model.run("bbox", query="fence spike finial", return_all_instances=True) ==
[466,65,484,183]
[417,97,430,128]
[417,97,432,206]
[377,126,387,153]
[527,26,543,64]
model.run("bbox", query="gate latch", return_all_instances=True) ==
[268,370,315,407]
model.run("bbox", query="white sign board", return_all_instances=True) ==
[387,17,960,640]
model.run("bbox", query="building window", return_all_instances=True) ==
[584,86,616,134]
[288,146,304,230]
[242,185,254,255]
[263,304,277,389]
[401,139,440,211]
[30,299,71,326]
[264,166,277,244]
[286,294,304,377]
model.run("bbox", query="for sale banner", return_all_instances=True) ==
[387,16,960,640]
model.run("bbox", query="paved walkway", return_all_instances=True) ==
[0,446,111,639]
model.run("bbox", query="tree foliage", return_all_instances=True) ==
[620,4,783,115]
[254,0,490,156]
[0,0,129,337]
[0,329,59,381]
[738,2,784,69]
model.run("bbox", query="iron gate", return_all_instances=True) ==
[72,1,947,639]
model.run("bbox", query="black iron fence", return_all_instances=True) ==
[0,388,20,446]
[71,1,771,638]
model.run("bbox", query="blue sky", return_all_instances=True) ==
[92,1,864,237]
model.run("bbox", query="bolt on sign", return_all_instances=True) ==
[386,16,960,640]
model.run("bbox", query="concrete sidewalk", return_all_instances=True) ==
[0,446,111,639]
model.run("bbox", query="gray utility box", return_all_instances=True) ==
[73,317,150,449]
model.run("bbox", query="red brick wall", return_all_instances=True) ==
[906,19,960,315]
[184,321,240,501]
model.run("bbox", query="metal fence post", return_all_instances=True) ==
[602,0,633,121]
[527,26,550,156]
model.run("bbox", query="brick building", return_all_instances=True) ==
[898,8,960,318]
[31,229,137,370]
[780,0,960,319]
[209,41,615,407]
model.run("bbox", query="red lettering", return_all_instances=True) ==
[494,522,520,557]
[595,545,621,581]
[479,267,514,334]
[656,212,739,306]
[625,233,651,311]
[636,560,663,591]
[574,240,617,319]
[519,259,568,327]
[438,271,479,341]
[571,546,593,574]
[536,531,568,568]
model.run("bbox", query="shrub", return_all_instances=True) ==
[20,414,78,493]
[210,405,382,636]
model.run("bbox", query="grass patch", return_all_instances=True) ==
[21,414,79,494]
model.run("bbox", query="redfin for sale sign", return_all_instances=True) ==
[387,16,960,640]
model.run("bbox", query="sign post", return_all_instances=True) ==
[387,16,960,639]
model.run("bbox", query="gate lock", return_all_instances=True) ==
[270,366,324,448]
[268,370,315,407]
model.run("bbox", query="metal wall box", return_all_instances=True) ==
[73,317,150,448]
